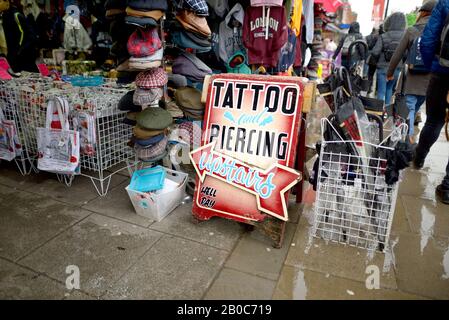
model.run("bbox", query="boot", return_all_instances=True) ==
[436,184,449,205]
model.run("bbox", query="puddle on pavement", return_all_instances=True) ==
[420,205,436,255]
[443,247,449,280]
[292,269,307,300]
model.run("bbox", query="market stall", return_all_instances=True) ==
[0,0,410,251]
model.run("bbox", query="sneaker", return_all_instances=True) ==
[436,184,449,205]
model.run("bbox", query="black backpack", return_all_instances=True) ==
[382,35,400,62]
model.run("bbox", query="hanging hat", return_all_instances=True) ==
[119,91,143,112]
[123,112,139,126]
[165,99,185,118]
[137,107,173,130]
[127,0,169,12]
[105,0,126,17]
[174,87,204,110]
[128,48,164,70]
[184,30,211,46]
[177,121,202,146]
[126,7,165,20]
[135,68,168,89]
[133,87,164,106]
[134,133,166,147]
[135,136,169,161]
[182,0,209,16]
[127,27,161,57]
[168,74,188,88]
[171,30,211,53]
[133,126,166,139]
[126,16,159,27]
[172,52,212,82]
[176,10,211,37]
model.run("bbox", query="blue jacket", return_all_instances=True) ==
[421,0,449,74]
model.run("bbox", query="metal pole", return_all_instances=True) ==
[384,0,390,19]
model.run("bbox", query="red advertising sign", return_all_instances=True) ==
[190,74,304,224]
[372,0,386,22]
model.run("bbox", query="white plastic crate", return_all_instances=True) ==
[126,168,188,221]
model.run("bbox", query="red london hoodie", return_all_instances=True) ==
[242,6,288,68]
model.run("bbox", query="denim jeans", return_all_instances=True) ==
[377,67,401,105]
[406,94,426,136]
[416,73,449,188]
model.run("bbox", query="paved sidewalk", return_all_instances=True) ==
[0,126,448,300]
[273,126,449,300]
[0,160,301,299]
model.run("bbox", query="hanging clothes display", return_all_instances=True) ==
[63,5,92,51]
[242,5,288,68]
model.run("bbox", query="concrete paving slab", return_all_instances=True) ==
[401,195,449,239]
[204,268,276,300]
[393,232,449,299]
[0,258,66,299]
[0,161,35,190]
[149,203,244,252]
[105,235,228,300]
[0,189,90,261]
[82,181,153,228]
[18,214,163,297]
[398,169,445,201]
[273,265,427,300]
[391,196,412,234]
[22,171,127,207]
[284,209,398,290]
[225,223,296,281]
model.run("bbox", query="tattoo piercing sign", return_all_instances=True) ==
[190,74,304,223]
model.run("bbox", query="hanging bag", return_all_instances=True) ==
[389,66,409,120]
[37,97,80,175]
[72,111,96,156]
[0,108,21,161]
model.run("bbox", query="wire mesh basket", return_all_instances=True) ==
[313,118,407,252]
[69,87,136,195]
[17,85,136,195]
[0,77,53,174]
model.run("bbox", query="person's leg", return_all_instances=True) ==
[406,95,418,136]
[385,68,401,105]
[415,74,449,165]
[414,95,426,119]
[377,68,387,101]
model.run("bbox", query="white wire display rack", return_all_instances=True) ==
[17,85,136,196]
[313,118,408,252]
[0,77,53,174]
[70,87,136,195]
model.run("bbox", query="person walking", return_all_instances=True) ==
[416,0,449,205]
[371,12,407,106]
[365,27,380,93]
[387,1,437,143]
[332,22,364,70]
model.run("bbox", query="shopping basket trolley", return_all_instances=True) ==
[313,117,408,252]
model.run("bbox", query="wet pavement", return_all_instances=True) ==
[0,117,448,300]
